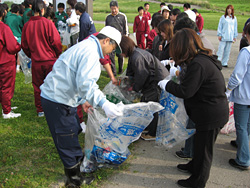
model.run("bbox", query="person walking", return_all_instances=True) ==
[105,0,128,75]
[40,26,123,187]
[217,4,238,67]
[158,28,229,188]
[21,0,62,117]
[226,23,250,171]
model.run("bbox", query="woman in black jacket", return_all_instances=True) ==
[120,35,169,140]
[158,28,229,188]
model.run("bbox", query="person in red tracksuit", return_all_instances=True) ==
[0,6,21,119]
[133,6,149,49]
[21,0,62,117]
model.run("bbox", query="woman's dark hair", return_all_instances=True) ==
[120,36,135,57]
[74,2,86,13]
[245,23,250,36]
[57,3,65,9]
[174,17,199,33]
[10,4,19,13]
[44,7,56,22]
[158,19,173,42]
[169,28,212,65]
[28,0,46,16]
[224,4,234,19]
[151,14,164,28]
[67,0,77,9]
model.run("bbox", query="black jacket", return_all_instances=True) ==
[105,12,128,36]
[166,54,229,131]
[126,47,169,94]
[147,35,162,60]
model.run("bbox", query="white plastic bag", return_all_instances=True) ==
[80,102,164,173]
[156,90,195,149]
[220,102,235,134]
[18,49,32,84]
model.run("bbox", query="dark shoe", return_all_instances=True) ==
[177,179,193,188]
[177,164,192,174]
[65,164,94,187]
[175,151,192,160]
[229,159,250,170]
[230,140,238,148]
[222,65,228,68]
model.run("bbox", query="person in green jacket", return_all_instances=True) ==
[23,0,33,24]
[5,4,23,43]
[55,3,68,30]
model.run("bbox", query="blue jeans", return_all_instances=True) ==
[183,118,195,157]
[234,103,250,167]
[217,41,233,66]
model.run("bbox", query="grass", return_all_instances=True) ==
[93,0,250,32]
[0,46,129,187]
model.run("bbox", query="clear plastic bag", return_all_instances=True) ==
[220,102,235,134]
[18,49,32,84]
[80,102,164,173]
[156,90,195,149]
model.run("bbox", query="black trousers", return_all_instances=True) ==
[109,51,123,76]
[184,127,220,188]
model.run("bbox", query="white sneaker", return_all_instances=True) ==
[80,122,86,133]
[3,111,21,119]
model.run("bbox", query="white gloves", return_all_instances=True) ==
[158,79,170,90]
[170,66,178,77]
[102,100,123,118]
[161,60,170,66]
[225,88,232,100]
[145,34,148,37]
[133,33,136,37]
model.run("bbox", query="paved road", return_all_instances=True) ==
[101,30,250,188]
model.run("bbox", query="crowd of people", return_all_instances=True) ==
[0,0,250,187]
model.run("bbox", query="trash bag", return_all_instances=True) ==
[18,49,32,84]
[220,102,235,134]
[103,71,142,104]
[156,90,195,149]
[80,102,164,173]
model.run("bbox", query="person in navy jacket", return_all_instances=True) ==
[75,2,96,42]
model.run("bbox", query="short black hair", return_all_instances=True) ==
[171,8,181,16]
[49,3,53,7]
[174,17,199,33]
[183,3,191,9]
[75,2,86,13]
[168,4,173,11]
[44,7,56,22]
[0,5,6,17]
[57,3,65,9]
[144,3,149,7]
[23,0,34,8]
[138,6,143,12]
[192,9,198,13]
[110,1,118,8]
[10,4,19,13]
[18,4,25,15]
[176,12,188,21]
[160,2,165,6]
[151,14,164,28]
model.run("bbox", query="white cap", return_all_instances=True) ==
[99,26,122,54]
[161,6,170,14]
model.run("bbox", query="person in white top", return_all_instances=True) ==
[183,3,196,22]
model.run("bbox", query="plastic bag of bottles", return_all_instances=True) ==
[156,90,195,149]
[18,49,32,84]
[80,102,164,173]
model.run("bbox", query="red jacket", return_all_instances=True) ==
[196,14,204,33]
[146,29,157,49]
[21,16,62,64]
[0,21,21,65]
[133,15,149,34]
[143,12,151,21]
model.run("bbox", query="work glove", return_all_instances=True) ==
[160,60,170,66]
[158,79,170,90]
[145,34,148,37]
[170,66,178,77]
[133,33,136,37]
[102,100,123,119]
[225,88,232,100]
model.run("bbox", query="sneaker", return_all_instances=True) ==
[140,133,156,141]
[177,179,193,188]
[230,140,238,148]
[175,151,192,160]
[80,122,86,133]
[229,159,250,170]
[3,111,21,119]
[38,112,44,117]
[177,164,192,174]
